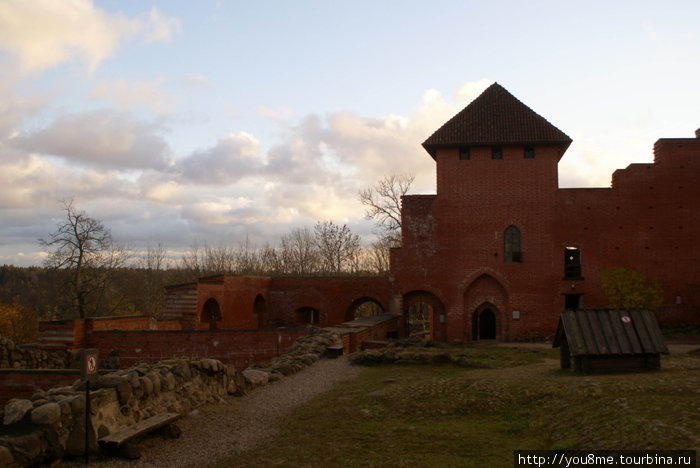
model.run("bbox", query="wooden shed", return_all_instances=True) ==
[553,309,669,372]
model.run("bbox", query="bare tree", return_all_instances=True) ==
[359,172,414,247]
[280,227,320,275]
[40,199,128,319]
[313,221,361,275]
[137,243,170,317]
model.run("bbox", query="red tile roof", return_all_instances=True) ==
[422,83,572,158]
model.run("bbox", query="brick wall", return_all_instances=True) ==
[392,132,700,341]
[86,327,308,370]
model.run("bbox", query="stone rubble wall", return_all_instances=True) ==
[0,327,342,467]
[0,336,72,369]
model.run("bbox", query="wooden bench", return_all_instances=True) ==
[326,345,344,358]
[98,412,181,459]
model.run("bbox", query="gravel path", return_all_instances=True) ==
[76,357,362,468]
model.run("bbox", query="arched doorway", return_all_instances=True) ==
[295,307,320,325]
[402,291,446,341]
[345,297,384,322]
[201,298,222,330]
[254,295,267,328]
[472,304,497,340]
[463,273,508,341]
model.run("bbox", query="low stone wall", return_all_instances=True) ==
[249,328,344,381]
[0,336,71,369]
[0,357,251,467]
[0,327,347,467]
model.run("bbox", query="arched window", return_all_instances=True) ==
[504,226,522,263]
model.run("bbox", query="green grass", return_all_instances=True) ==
[220,347,700,468]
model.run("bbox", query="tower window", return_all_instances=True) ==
[492,146,502,160]
[524,145,534,159]
[504,226,522,263]
[564,247,582,279]
[459,147,470,160]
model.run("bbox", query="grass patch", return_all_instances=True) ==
[220,347,699,468]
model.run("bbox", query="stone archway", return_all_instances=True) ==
[254,294,267,328]
[463,273,508,341]
[345,297,385,322]
[402,291,446,341]
[201,298,221,330]
[472,303,497,340]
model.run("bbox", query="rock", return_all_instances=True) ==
[99,375,133,406]
[432,353,453,364]
[162,372,176,391]
[5,431,45,466]
[173,360,192,380]
[146,372,161,396]
[3,399,33,425]
[243,369,269,388]
[0,445,15,467]
[30,402,61,425]
[139,376,153,396]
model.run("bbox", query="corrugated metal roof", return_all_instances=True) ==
[553,309,669,356]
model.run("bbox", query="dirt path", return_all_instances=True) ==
[69,357,362,468]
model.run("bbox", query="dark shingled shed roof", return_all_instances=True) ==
[422,82,572,158]
[553,309,669,356]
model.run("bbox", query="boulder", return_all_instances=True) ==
[30,403,61,425]
[242,369,269,388]
[3,399,33,425]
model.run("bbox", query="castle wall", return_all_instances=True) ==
[392,134,700,341]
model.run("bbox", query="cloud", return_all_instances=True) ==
[0,0,180,75]
[0,80,492,265]
[174,131,262,184]
[453,79,491,107]
[15,110,173,170]
[90,78,177,116]
[144,6,182,43]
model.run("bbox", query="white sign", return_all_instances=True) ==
[86,355,97,374]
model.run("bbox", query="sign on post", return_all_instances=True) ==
[80,348,99,382]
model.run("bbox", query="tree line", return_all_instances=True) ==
[0,174,415,339]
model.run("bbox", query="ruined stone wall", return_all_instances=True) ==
[0,328,345,467]
[0,357,251,467]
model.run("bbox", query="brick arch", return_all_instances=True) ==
[201,298,222,330]
[345,296,386,322]
[402,290,446,341]
[254,294,267,328]
[463,274,508,340]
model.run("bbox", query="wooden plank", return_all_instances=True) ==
[588,310,609,355]
[620,310,643,354]
[567,312,586,356]
[579,311,599,355]
[608,310,633,354]
[599,310,621,355]
[629,310,654,353]
[639,310,669,354]
[562,312,582,356]
[99,413,180,449]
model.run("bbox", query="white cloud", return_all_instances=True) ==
[16,110,173,170]
[453,79,491,107]
[174,131,262,184]
[144,6,182,43]
[0,0,180,75]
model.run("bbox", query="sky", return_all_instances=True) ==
[1,0,699,267]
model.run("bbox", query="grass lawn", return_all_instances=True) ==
[220,345,699,467]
